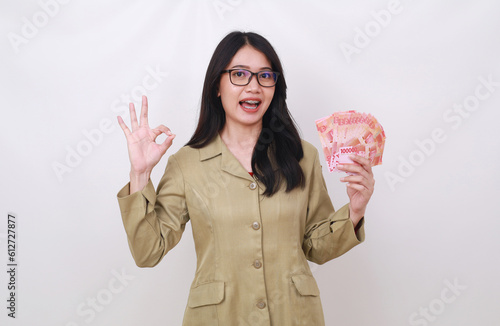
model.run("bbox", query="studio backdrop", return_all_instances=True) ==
[1,1,499,325]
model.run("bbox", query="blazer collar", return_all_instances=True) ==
[199,134,255,182]
[199,134,223,161]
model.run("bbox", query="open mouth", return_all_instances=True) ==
[240,100,261,110]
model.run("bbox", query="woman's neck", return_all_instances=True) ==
[219,122,262,172]
[220,122,261,151]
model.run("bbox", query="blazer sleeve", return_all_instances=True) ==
[116,154,189,267]
[302,149,365,265]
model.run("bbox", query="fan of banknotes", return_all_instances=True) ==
[315,110,386,172]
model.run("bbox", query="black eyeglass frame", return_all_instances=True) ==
[221,69,280,87]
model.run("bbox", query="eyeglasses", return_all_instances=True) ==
[221,69,280,87]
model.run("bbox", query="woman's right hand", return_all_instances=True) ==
[117,95,175,192]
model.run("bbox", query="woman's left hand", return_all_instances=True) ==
[337,155,375,226]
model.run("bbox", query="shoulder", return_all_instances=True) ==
[300,139,320,163]
[299,139,322,174]
[167,145,201,170]
[300,139,319,157]
[297,139,327,190]
[171,145,198,159]
[160,146,203,183]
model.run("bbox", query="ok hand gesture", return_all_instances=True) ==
[117,95,175,192]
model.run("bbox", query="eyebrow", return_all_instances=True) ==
[231,64,273,71]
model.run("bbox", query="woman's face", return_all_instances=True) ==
[218,45,276,130]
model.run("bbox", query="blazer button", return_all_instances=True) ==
[249,182,257,190]
[256,301,266,309]
[252,222,260,230]
[253,260,262,269]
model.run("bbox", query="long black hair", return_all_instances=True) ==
[186,31,304,196]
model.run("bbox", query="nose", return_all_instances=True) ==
[245,74,261,92]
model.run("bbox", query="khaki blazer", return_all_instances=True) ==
[117,134,365,326]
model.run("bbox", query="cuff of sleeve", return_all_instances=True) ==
[117,179,157,213]
[353,217,365,243]
[329,204,365,243]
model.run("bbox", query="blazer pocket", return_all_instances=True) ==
[291,274,320,297]
[187,281,225,308]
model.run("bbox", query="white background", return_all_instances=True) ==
[1,1,499,325]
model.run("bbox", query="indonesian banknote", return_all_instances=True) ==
[315,110,386,172]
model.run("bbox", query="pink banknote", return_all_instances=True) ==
[315,110,386,172]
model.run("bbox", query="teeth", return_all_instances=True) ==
[240,100,260,110]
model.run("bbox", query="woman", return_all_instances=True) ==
[117,31,374,326]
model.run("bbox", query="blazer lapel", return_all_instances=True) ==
[199,134,255,182]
